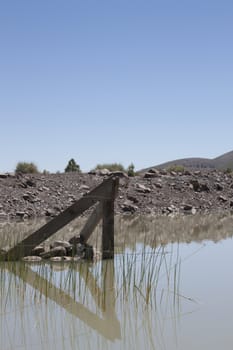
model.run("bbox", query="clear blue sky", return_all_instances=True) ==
[1,0,233,173]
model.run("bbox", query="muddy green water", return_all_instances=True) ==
[1,214,233,349]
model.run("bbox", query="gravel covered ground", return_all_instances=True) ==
[0,168,233,221]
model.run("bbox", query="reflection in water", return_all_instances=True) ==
[1,213,233,349]
[1,212,233,251]
[2,261,120,343]
[0,246,183,349]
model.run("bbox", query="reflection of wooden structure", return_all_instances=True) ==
[2,176,119,261]
[7,260,121,341]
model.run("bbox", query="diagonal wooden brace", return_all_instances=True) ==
[2,176,119,261]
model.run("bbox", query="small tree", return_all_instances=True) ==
[15,162,39,174]
[94,163,125,172]
[65,158,81,173]
[127,163,135,177]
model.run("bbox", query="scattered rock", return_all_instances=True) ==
[88,170,97,175]
[110,171,128,178]
[50,256,65,262]
[75,242,94,260]
[191,208,197,215]
[79,184,90,191]
[148,168,160,175]
[0,212,8,220]
[69,234,84,245]
[0,170,232,220]
[0,247,8,257]
[40,246,67,259]
[215,183,224,191]
[166,205,178,214]
[183,204,193,211]
[16,211,26,219]
[22,192,36,202]
[182,205,197,214]
[18,181,28,189]
[25,179,36,187]
[190,180,209,192]
[31,246,45,256]
[154,182,162,189]
[50,256,73,262]
[45,208,57,217]
[127,194,139,203]
[50,240,71,249]
[121,201,138,213]
[22,256,42,262]
[50,240,72,255]
[63,256,74,262]
[218,195,228,203]
[96,169,110,176]
[135,183,151,193]
[144,172,158,179]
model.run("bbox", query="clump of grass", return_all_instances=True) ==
[224,167,232,175]
[15,161,39,174]
[94,163,125,172]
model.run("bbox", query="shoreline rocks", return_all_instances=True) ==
[21,237,95,263]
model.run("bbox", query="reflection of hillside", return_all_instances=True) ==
[113,213,233,249]
[1,213,233,252]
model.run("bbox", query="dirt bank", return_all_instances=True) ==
[0,168,233,221]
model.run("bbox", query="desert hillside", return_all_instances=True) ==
[141,150,233,172]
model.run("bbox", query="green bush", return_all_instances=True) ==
[65,158,81,172]
[224,167,232,174]
[15,162,39,174]
[94,163,125,172]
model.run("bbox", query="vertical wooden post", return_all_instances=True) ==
[102,177,119,259]
[102,178,119,259]
[102,199,114,259]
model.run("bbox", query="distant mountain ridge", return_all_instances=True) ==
[141,150,233,172]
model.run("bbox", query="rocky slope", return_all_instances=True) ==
[0,168,233,221]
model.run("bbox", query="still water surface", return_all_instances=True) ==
[1,214,233,349]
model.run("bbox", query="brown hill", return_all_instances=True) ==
[212,150,233,169]
[140,150,233,172]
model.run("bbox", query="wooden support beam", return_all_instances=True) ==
[102,199,114,259]
[4,176,119,261]
[102,177,119,259]
[79,202,103,243]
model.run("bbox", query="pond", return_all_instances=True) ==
[1,213,233,349]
